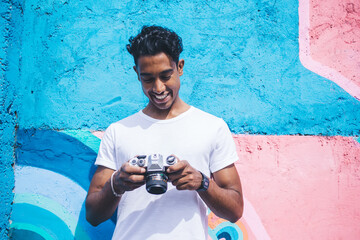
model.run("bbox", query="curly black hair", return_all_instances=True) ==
[126,25,183,65]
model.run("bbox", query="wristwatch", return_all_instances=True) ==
[197,171,210,192]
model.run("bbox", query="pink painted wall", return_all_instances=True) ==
[299,0,360,99]
[309,0,360,87]
[219,135,360,239]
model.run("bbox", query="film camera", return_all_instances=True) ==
[129,154,177,194]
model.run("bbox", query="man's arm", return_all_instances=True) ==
[85,166,119,226]
[199,164,243,222]
[85,164,146,226]
[167,161,243,223]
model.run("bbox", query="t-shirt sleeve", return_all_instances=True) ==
[209,119,239,173]
[94,124,117,170]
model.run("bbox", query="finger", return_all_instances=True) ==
[171,172,202,190]
[167,160,188,173]
[175,183,188,190]
[174,178,201,191]
[170,172,190,186]
[174,181,196,191]
[118,170,145,183]
[122,162,146,174]
[115,174,145,191]
[167,171,185,182]
[124,174,146,183]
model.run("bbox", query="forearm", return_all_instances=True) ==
[85,179,121,226]
[198,179,243,223]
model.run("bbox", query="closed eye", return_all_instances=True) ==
[141,77,154,83]
[161,75,171,81]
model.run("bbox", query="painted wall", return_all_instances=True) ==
[1,0,22,238]
[12,131,360,240]
[12,0,360,134]
[1,0,359,239]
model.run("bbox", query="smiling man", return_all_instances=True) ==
[85,26,243,240]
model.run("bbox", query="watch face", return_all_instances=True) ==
[198,172,209,191]
[203,177,209,189]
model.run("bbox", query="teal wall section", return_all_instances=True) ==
[0,0,23,238]
[13,0,360,135]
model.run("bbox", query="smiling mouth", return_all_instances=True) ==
[151,92,170,103]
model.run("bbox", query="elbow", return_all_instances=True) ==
[228,199,244,223]
[229,208,243,223]
[85,198,101,227]
[86,213,101,227]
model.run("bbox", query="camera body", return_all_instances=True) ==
[129,154,177,194]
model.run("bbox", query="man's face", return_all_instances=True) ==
[134,52,184,112]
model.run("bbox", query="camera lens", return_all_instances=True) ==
[146,172,168,194]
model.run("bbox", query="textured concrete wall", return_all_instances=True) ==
[1,0,360,239]
[0,0,22,238]
[0,1,13,238]
[13,0,360,135]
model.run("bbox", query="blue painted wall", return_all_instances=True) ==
[1,0,22,238]
[13,0,360,135]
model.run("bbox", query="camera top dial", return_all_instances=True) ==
[166,156,176,165]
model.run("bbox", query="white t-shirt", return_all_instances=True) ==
[95,106,238,240]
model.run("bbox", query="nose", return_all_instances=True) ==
[153,79,166,94]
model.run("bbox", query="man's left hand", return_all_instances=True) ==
[166,159,203,191]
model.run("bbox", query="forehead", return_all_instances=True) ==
[136,53,176,73]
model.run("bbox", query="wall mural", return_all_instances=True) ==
[11,130,223,239]
[12,130,256,240]
[11,130,114,240]
[12,130,360,239]
[8,0,360,239]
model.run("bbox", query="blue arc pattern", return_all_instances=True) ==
[12,129,115,240]
[208,222,244,240]
[16,129,98,190]
[11,204,74,239]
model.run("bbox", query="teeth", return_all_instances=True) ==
[154,94,167,100]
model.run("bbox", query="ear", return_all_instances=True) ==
[177,59,184,76]
[133,65,140,80]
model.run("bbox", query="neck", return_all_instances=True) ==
[142,98,190,120]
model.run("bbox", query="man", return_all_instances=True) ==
[85,25,243,240]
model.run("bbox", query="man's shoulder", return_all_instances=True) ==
[106,111,142,131]
[190,107,225,125]
[117,111,142,123]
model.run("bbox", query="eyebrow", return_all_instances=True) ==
[140,69,174,76]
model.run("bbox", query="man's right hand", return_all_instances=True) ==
[112,162,146,194]
[85,160,146,226]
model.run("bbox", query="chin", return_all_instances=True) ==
[152,103,172,111]
[149,98,174,111]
